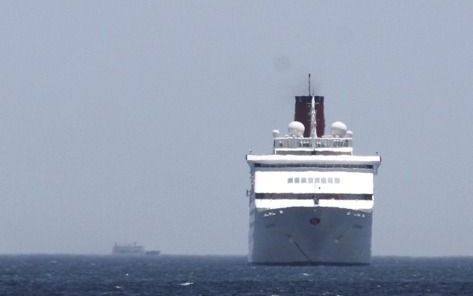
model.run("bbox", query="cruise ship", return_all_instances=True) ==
[246,78,381,265]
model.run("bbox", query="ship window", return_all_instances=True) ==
[315,177,320,183]
[335,178,340,184]
[308,177,314,183]
[321,178,326,184]
[294,177,300,183]
[301,177,307,183]
[288,178,293,183]
[328,178,333,184]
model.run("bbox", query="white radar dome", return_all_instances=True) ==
[346,130,353,138]
[331,121,348,138]
[288,121,305,137]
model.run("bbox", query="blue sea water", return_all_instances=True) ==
[0,255,472,295]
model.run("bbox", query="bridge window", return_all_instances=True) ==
[287,176,342,185]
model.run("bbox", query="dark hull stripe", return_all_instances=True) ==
[255,193,372,200]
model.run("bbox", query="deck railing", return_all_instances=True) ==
[273,137,352,149]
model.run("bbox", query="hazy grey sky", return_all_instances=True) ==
[1,1,472,256]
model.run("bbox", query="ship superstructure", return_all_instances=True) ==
[246,80,381,265]
[112,242,145,255]
[112,243,161,256]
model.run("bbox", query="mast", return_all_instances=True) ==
[308,73,311,95]
[310,96,317,138]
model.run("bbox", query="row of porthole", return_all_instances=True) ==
[287,177,341,184]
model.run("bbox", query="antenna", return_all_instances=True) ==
[308,73,311,96]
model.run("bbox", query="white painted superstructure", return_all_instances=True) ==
[252,167,374,195]
[246,84,381,265]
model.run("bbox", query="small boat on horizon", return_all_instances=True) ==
[112,242,160,256]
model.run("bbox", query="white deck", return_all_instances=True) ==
[247,154,381,168]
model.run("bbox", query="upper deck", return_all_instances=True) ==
[246,153,381,170]
[247,79,380,169]
[273,136,353,155]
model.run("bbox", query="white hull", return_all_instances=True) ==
[249,206,372,265]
